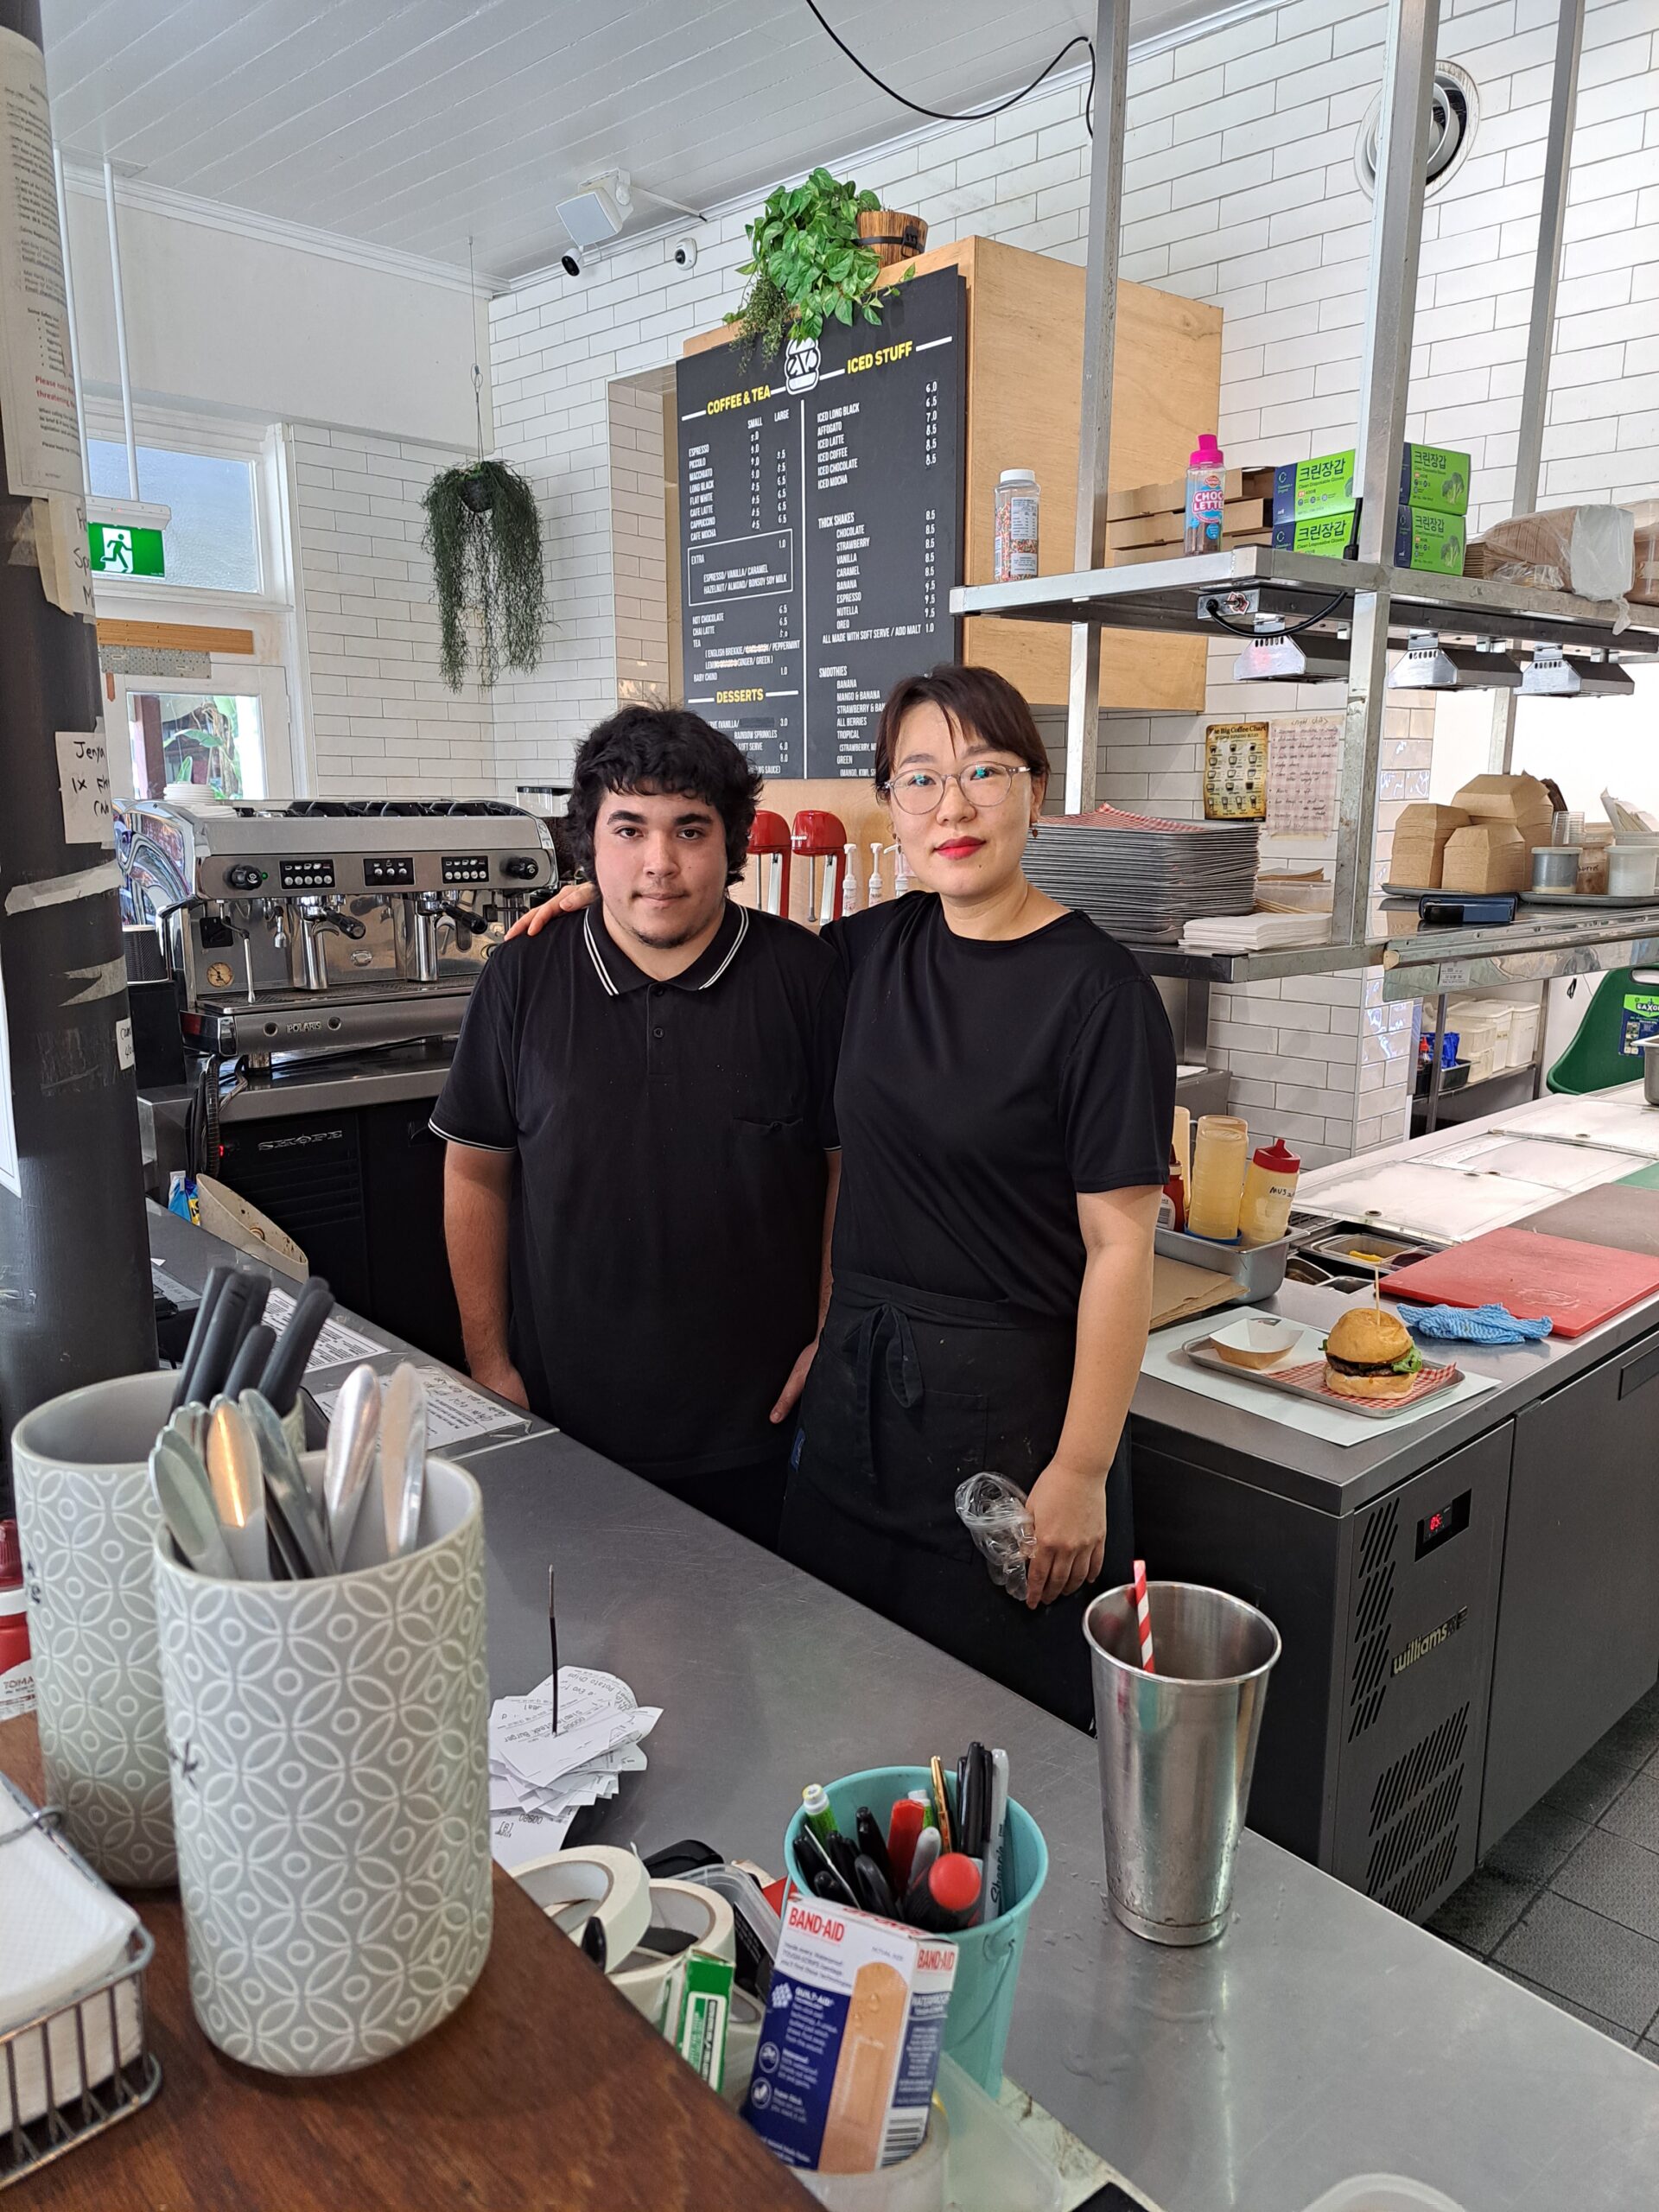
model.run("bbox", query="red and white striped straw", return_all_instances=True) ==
[1132,1560,1156,1674]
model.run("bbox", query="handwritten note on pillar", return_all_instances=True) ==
[55,728,113,849]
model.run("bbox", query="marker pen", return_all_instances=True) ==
[930,1756,954,1854]
[802,1783,839,1849]
[887,1797,925,1893]
[906,1853,982,1935]
[855,1806,895,1893]
[907,1825,942,1891]
[982,1750,1010,1921]
[852,1853,895,1918]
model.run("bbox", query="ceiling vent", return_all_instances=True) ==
[1354,62,1479,200]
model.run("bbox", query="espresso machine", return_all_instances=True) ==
[118,797,556,1363]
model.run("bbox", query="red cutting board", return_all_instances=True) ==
[1385,1225,1659,1337]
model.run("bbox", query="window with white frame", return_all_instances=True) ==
[84,409,293,611]
[90,409,307,804]
[88,439,261,592]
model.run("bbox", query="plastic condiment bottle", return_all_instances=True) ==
[1184,434,1226,555]
[1238,1137,1301,1248]
[994,468,1040,582]
[1186,1115,1249,1241]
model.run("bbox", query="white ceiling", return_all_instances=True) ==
[39,0,1212,281]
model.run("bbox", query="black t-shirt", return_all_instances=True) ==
[431,901,844,1479]
[823,895,1175,1318]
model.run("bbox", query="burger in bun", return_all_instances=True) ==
[1323,1306,1421,1400]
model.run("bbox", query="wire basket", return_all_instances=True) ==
[1,1779,161,2191]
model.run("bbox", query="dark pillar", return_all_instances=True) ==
[0,0,156,1499]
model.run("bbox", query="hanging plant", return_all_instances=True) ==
[726,166,911,364]
[421,459,546,691]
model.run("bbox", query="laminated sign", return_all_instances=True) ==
[0,28,83,497]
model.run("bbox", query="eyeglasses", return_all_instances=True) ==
[882,764,1034,814]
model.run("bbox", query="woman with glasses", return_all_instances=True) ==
[779,664,1175,1727]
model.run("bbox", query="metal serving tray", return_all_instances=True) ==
[1154,1225,1290,1300]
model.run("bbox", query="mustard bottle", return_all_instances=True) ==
[1239,1137,1301,1248]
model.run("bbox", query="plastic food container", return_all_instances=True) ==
[1608,842,1659,896]
[798,2058,1064,2212]
[1300,2179,1469,2212]
[1530,844,1580,890]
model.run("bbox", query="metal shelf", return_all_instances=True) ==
[1129,900,1659,998]
[953,548,1659,657]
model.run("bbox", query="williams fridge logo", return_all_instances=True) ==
[784,337,821,394]
[1393,1606,1468,1677]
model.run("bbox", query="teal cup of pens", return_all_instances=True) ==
[783,1764,1047,2093]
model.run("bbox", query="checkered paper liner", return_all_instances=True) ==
[1185,1340,1463,1419]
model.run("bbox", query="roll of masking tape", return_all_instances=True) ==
[720,1984,766,2109]
[612,1878,738,2028]
[512,1846,652,1968]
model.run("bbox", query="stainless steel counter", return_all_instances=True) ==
[145,1206,1659,2212]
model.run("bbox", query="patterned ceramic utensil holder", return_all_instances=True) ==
[154,1454,493,2075]
[10,1370,180,1886]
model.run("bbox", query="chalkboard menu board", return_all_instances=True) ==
[676,267,964,780]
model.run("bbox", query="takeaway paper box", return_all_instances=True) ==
[1392,804,1470,889]
[1448,773,1555,844]
[1441,821,1529,895]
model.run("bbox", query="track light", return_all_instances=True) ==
[1518,645,1634,698]
[1389,632,1523,690]
[1231,620,1350,683]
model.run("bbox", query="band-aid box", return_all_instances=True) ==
[741,1895,957,2172]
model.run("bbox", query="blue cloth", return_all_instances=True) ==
[1402,1301,1553,1344]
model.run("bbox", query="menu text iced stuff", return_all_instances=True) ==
[675,268,965,780]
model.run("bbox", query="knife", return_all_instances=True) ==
[183,1275,257,1409]
[223,1322,276,1403]
[323,1364,381,1567]
[258,1277,334,1416]
[241,1389,335,1578]
[378,1363,427,1561]
[170,1263,236,1410]
[204,1397,270,1581]
[149,1432,238,1579]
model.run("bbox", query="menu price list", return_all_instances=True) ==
[676,268,963,780]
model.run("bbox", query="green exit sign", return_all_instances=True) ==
[87,524,165,577]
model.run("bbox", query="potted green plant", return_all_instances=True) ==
[726,167,922,363]
[421,458,546,691]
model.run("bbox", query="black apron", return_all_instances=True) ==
[779,1271,1133,1730]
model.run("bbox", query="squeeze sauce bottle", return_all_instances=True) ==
[1187,1115,1249,1243]
[1184,434,1226,555]
[1239,1137,1301,1248]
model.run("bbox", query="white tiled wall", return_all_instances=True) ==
[480,0,1658,1157]
[610,382,671,707]
[291,426,495,798]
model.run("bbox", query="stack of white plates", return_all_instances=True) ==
[1026,806,1261,944]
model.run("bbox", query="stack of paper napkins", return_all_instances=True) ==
[488,1667,661,1873]
[0,1790,142,2129]
[1179,911,1332,950]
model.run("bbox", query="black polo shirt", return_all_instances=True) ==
[431,900,843,1480]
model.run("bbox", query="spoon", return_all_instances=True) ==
[378,1363,427,1561]
[168,1402,208,1459]
[241,1389,334,1577]
[323,1364,381,1567]
[149,1433,238,1579]
[204,1398,270,1581]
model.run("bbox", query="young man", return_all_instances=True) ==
[433,707,842,1549]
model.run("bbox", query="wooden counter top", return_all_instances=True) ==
[1,1715,805,2210]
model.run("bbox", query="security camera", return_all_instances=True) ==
[561,247,583,278]
[672,235,698,270]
